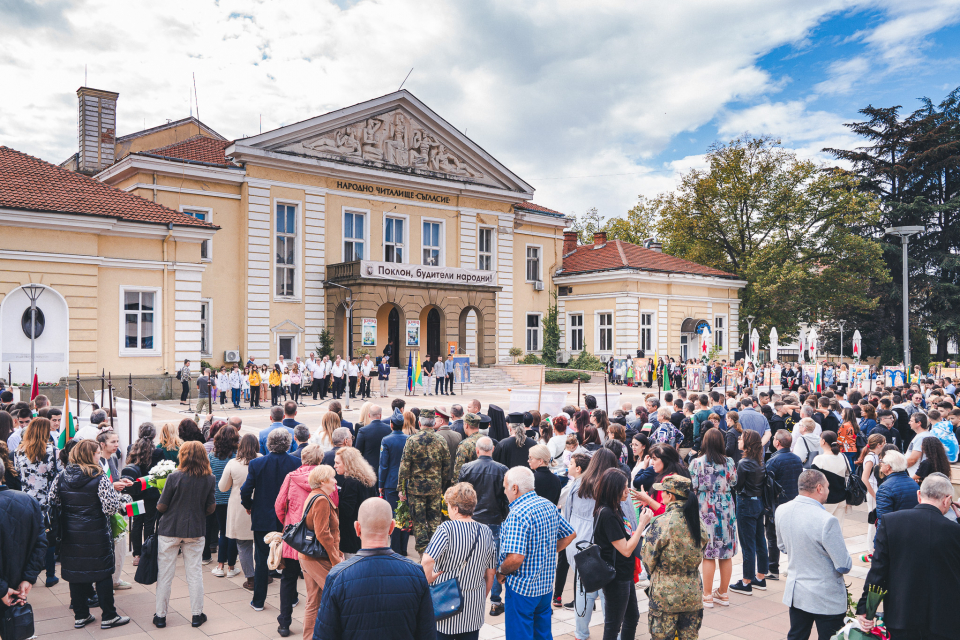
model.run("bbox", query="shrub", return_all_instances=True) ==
[509,347,523,363]
[568,350,605,371]
[521,353,542,365]
[545,370,593,383]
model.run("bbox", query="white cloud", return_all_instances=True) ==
[0,0,952,219]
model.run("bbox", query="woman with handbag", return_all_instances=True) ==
[300,465,342,640]
[640,474,707,640]
[811,431,850,528]
[592,468,647,640]
[47,440,130,630]
[421,482,496,640]
[13,417,60,587]
[218,434,261,590]
[273,445,322,637]
[121,423,163,567]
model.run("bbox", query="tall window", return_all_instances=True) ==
[640,313,653,352]
[199,300,211,356]
[478,228,493,270]
[123,290,156,352]
[385,217,404,263]
[276,203,297,297]
[715,316,725,350]
[570,314,583,351]
[344,211,365,262]
[526,314,541,351]
[182,209,211,259]
[599,313,613,351]
[526,246,541,282]
[423,221,441,265]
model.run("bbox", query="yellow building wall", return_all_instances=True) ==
[511,224,564,352]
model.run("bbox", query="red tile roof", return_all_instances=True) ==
[558,238,739,279]
[516,202,565,217]
[141,135,233,167]
[0,146,217,228]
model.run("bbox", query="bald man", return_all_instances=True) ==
[313,499,435,640]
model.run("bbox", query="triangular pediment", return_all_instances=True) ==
[271,320,304,334]
[234,91,532,195]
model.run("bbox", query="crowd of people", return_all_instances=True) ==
[2,365,960,640]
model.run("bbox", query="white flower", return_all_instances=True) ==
[148,460,177,478]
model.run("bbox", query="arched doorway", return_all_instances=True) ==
[458,306,485,366]
[426,307,442,358]
[388,307,401,367]
[0,284,70,384]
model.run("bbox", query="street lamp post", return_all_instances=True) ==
[323,280,355,409]
[22,284,45,385]
[746,315,755,363]
[838,320,846,364]
[886,226,925,374]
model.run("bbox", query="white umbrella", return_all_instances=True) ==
[769,327,779,363]
[853,330,862,362]
[807,327,819,361]
[750,328,760,362]
[797,326,806,364]
[699,327,710,359]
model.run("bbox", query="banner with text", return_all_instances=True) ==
[360,260,497,287]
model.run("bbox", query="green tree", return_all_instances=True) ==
[568,203,655,246]
[541,294,560,365]
[315,329,334,358]
[569,207,603,244]
[647,135,889,339]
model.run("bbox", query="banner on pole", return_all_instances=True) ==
[405,320,420,347]
[850,364,871,389]
[361,319,376,347]
[884,367,906,387]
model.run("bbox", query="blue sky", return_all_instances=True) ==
[1,0,959,219]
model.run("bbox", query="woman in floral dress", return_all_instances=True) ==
[689,427,737,608]
[14,416,61,587]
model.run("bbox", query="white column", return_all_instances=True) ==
[174,268,203,363]
[729,301,740,357]
[304,191,326,356]
[246,186,272,360]
[459,210,477,269]
[497,214,514,363]
[616,295,638,356]
[658,299,669,355]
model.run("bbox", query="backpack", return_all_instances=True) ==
[761,467,783,517]
[176,368,182,381]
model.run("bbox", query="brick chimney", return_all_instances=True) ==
[77,87,119,174]
[593,231,607,245]
[563,230,578,255]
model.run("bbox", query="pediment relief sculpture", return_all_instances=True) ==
[278,109,497,187]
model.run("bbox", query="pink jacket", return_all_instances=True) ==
[275,465,317,559]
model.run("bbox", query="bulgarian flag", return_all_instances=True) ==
[133,477,150,491]
[57,387,77,449]
[126,500,146,517]
[815,362,823,393]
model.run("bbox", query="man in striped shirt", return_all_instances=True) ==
[495,466,575,640]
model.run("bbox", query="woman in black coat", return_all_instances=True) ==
[122,423,164,565]
[333,447,378,555]
[48,440,130,630]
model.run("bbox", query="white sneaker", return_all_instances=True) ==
[113,581,132,590]
[227,567,242,578]
[212,566,225,577]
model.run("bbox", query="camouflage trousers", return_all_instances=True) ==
[408,493,444,554]
[648,608,703,640]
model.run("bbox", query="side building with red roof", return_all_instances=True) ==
[554,230,746,372]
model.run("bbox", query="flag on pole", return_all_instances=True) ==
[663,361,671,391]
[126,500,146,517]
[750,328,760,363]
[133,477,150,491]
[414,352,423,389]
[406,350,414,393]
[30,372,39,401]
[652,349,658,383]
[57,387,76,449]
[798,327,806,364]
[852,330,862,361]
[815,362,823,393]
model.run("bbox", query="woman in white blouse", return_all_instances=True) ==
[811,430,851,527]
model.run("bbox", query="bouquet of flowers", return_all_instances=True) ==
[832,585,888,640]
[394,499,412,532]
[147,460,177,492]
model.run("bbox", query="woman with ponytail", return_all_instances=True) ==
[812,430,851,527]
[122,422,163,565]
[640,473,707,640]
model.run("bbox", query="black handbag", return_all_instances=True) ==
[843,455,867,507]
[282,493,330,559]
[429,526,481,621]
[135,514,160,585]
[572,509,617,595]
[2,603,34,640]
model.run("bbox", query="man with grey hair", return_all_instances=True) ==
[321,427,353,467]
[449,404,465,436]
[227,415,242,430]
[291,425,311,458]
[774,468,851,639]
[75,409,108,440]
[495,466,575,631]
[857,473,960,638]
[459,433,508,612]
[240,426,300,611]
[875,450,920,522]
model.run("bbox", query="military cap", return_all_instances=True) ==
[506,411,525,424]
[653,474,693,499]
[464,413,481,427]
[420,408,437,420]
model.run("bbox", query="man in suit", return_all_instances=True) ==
[355,404,391,471]
[240,429,300,611]
[775,468,852,640]
[258,406,296,455]
[857,473,960,640]
[449,404,466,437]
[378,411,409,555]
[291,425,310,458]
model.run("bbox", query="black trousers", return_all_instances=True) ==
[765,513,780,573]
[319,376,329,399]
[787,607,844,640]
[270,386,280,405]
[180,380,190,402]
[554,550,569,601]
[277,558,301,627]
[291,383,300,403]
[601,578,640,640]
[349,376,358,398]
[69,577,116,621]
[358,377,370,398]
[446,373,455,394]
[131,509,157,557]
[253,529,272,607]
[888,630,952,640]
[334,377,345,398]
[311,378,320,399]
[435,377,446,395]
[203,512,218,560]
[251,385,261,407]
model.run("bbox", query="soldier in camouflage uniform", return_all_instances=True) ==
[640,475,709,640]
[453,413,483,479]
[397,408,451,554]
